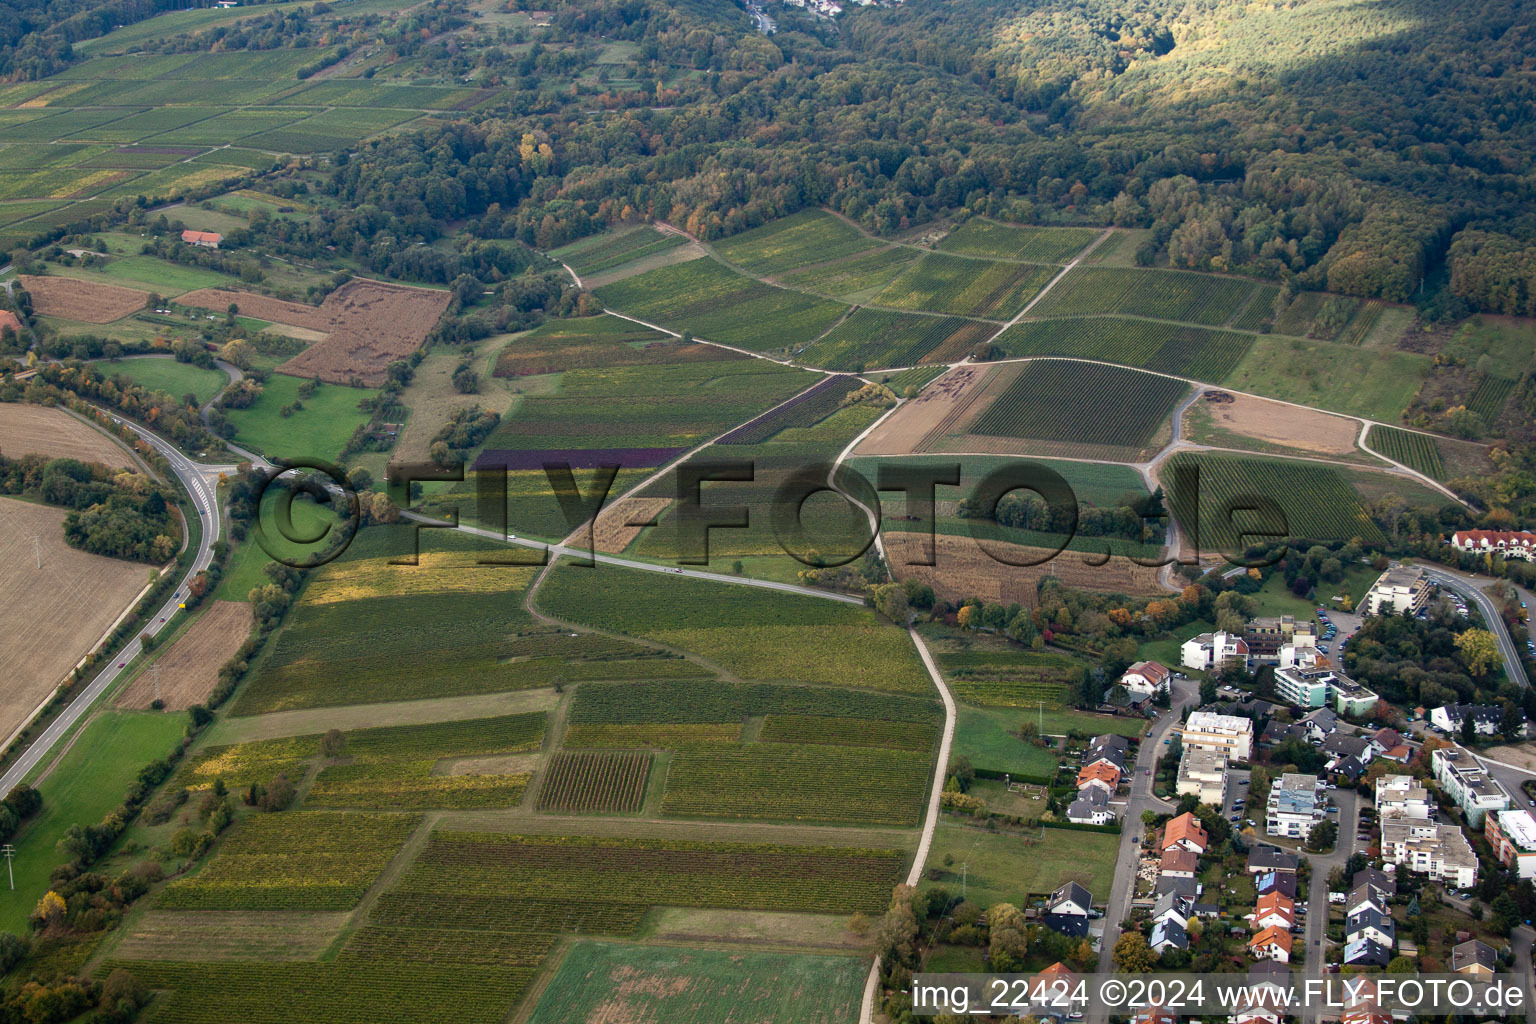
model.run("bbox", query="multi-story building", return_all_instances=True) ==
[1432,744,1511,827]
[1181,631,1251,673]
[1180,710,1254,762]
[1485,809,1536,879]
[1121,660,1172,697]
[1431,703,1520,737]
[1375,774,1432,820]
[1244,616,1318,664]
[1273,661,1379,715]
[1176,748,1229,806]
[1380,816,1479,888]
[1267,773,1325,838]
[1363,564,1430,616]
[1452,530,1536,561]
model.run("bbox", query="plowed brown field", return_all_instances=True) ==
[0,403,135,467]
[116,600,254,710]
[884,531,1164,606]
[20,274,148,323]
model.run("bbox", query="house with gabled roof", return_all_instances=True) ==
[1160,812,1209,854]
[1248,925,1293,962]
[1044,881,1093,938]
[1251,891,1295,931]
[1451,938,1497,975]
[1150,917,1188,953]
[1077,761,1121,795]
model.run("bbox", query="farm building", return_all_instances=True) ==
[181,230,223,248]
[0,310,20,335]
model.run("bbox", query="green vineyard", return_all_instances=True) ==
[799,308,992,370]
[714,209,879,275]
[968,359,1187,447]
[875,253,1056,318]
[1369,425,1446,480]
[936,219,1102,263]
[1028,266,1258,326]
[535,751,652,813]
[994,317,1254,381]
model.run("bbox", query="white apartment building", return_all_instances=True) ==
[1273,662,1380,716]
[1363,564,1430,616]
[1180,710,1254,762]
[1486,809,1536,879]
[1177,748,1229,806]
[1432,744,1511,827]
[1374,775,1432,820]
[1267,773,1325,838]
[1381,816,1478,888]
[1181,631,1251,673]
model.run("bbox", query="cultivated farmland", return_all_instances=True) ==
[526,941,867,1024]
[714,209,879,276]
[595,258,850,352]
[0,498,149,745]
[550,226,686,277]
[1162,451,1386,555]
[491,315,725,377]
[1028,266,1259,325]
[875,253,1055,318]
[1369,425,1447,480]
[20,273,147,322]
[537,562,932,692]
[716,373,862,444]
[535,751,651,813]
[966,359,1187,449]
[994,316,1254,381]
[884,532,1165,607]
[0,402,136,466]
[937,220,1101,263]
[116,601,253,710]
[798,308,993,370]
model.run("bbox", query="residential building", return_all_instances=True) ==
[1375,775,1432,820]
[1346,906,1395,948]
[1160,848,1200,880]
[1150,917,1189,953]
[1452,529,1536,561]
[1066,786,1115,825]
[1245,615,1317,663]
[1346,883,1390,919]
[1181,631,1251,673]
[1254,870,1297,900]
[1076,761,1120,795]
[1485,809,1536,879]
[1352,867,1396,897]
[1251,891,1295,931]
[1432,703,1518,737]
[1043,881,1093,937]
[180,229,222,248]
[1380,816,1479,888]
[1261,720,1306,747]
[1363,564,1430,615]
[1179,710,1254,762]
[1176,748,1229,806]
[1151,890,1192,929]
[1451,938,1498,975]
[1298,708,1338,742]
[1266,773,1325,838]
[1370,728,1411,762]
[1121,660,1172,697]
[1432,744,1511,826]
[1082,740,1128,774]
[1274,663,1378,715]
[1248,925,1292,963]
[1246,848,1299,875]
[1155,875,1199,900]
[1344,937,1391,968]
[1160,812,1209,854]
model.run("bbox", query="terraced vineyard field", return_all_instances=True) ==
[551,226,686,276]
[1163,451,1386,554]
[994,317,1254,380]
[535,751,651,813]
[156,812,420,910]
[777,246,916,298]
[798,308,993,370]
[540,565,932,691]
[661,743,929,824]
[1468,375,1517,423]
[937,219,1101,263]
[717,374,862,444]
[1368,425,1446,480]
[595,258,849,351]
[714,209,879,275]
[1028,266,1258,326]
[875,253,1056,318]
[968,360,1186,447]
[568,679,942,728]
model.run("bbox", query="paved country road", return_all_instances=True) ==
[1415,563,1530,689]
[0,416,225,793]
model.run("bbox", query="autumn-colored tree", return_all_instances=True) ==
[988,903,1029,972]
[34,890,65,929]
[957,605,976,629]
[1455,628,1501,677]
[1113,931,1156,972]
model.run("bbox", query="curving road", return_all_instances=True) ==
[1416,564,1530,689]
[0,415,225,793]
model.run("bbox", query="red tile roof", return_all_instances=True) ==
[181,230,222,245]
[1249,925,1294,954]
[1161,812,1209,852]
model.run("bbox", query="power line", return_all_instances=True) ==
[2,844,13,890]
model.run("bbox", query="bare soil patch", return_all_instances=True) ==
[0,498,150,740]
[20,274,148,323]
[885,531,1164,606]
[583,240,707,289]
[0,403,135,466]
[180,280,453,386]
[432,752,540,777]
[646,908,869,950]
[856,364,999,455]
[210,688,560,743]
[1187,391,1359,455]
[116,601,253,710]
[592,497,671,553]
[113,911,349,961]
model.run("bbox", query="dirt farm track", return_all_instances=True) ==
[0,497,151,742]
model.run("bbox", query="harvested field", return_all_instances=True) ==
[0,498,150,742]
[180,280,452,386]
[434,753,539,777]
[884,531,1165,606]
[854,364,999,455]
[116,601,254,710]
[592,496,670,552]
[1188,391,1359,455]
[112,911,349,962]
[20,273,148,323]
[0,402,135,466]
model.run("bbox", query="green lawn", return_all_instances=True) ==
[1223,335,1431,422]
[74,254,238,294]
[920,822,1118,907]
[951,705,1060,776]
[1137,619,1212,669]
[94,355,228,403]
[1,712,187,933]
[212,497,343,602]
[221,374,377,462]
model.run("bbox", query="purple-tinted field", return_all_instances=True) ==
[472,448,687,471]
[717,374,861,445]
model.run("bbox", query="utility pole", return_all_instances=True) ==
[153,662,161,704]
[961,862,967,900]
[1038,700,1044,739]
[2,844,13,890]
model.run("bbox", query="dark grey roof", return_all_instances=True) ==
[1152,890,1192,921]
[1091,734,1131,753]
[1255,872,1297,899]
[1248,847,1299,873]
[1452,939,1497,972]
[1049,881,1093,913]
[1043,912,1090,937]
[1155,875,1198,899]
[1346,906,1395,940]
[1151,917,1188,950]
[1301,708,1339,732]
[1347,882,1390,914]
[1352,868,1397,896]
[1322,734,1372,759]
[1344,938,1391,967]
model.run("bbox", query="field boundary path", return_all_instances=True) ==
[1357,418,1471,507]
[0,412,224,794]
